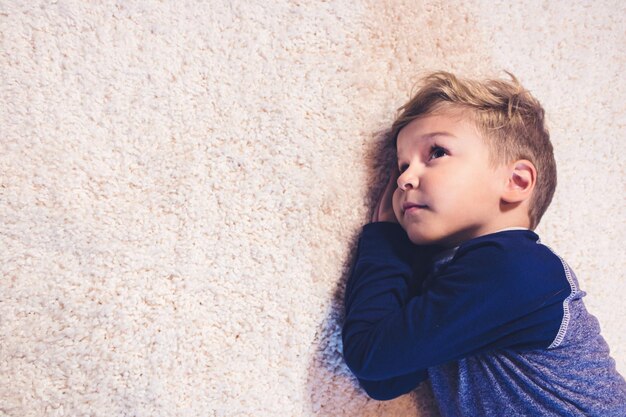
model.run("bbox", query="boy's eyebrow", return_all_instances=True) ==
[421,131,458,140]
[397,131,458,158]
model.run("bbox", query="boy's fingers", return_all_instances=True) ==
[386,167,399,193]
[371,165,400,223]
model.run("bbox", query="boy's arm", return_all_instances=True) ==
[342,167,430,400]
[342,222,431,399]
[355,370,428,401]
[342,226,569,382]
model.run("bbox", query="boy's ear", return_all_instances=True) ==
[501,159,536,203]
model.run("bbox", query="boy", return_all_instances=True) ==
[341,71,626,416]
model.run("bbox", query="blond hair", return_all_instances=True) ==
[390,71,556,229]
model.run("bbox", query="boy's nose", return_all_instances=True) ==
[397,172,419,191]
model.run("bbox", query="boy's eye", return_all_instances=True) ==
[429,146,447,160]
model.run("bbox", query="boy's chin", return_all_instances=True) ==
[403,225,452,248]
[404,227,436,246]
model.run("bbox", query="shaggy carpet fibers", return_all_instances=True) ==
[1,1,624,416]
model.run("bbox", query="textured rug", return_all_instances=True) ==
[1,1,624,416]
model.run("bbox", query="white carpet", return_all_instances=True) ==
[1,1,624,416]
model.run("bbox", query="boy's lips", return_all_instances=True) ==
[402,201,428,214]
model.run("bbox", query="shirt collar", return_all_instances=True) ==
[494,226,530,232]
[430,227,530,268]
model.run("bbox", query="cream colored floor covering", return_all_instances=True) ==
[1,1,624,416]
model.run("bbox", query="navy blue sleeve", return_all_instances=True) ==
[342,223,570,389]
[356,370,428,401]
[341,222,430,400]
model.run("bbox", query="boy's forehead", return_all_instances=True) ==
[396,115,489,159]
[396,114,485,153]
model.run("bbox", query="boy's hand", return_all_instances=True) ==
[371,166,399,223]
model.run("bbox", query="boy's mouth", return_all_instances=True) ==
[403,202,428,214]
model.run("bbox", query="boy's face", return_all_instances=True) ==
[392,112,508,248]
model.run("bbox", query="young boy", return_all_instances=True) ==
[341,71,626,416]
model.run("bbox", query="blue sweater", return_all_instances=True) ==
[342,222,626,416]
